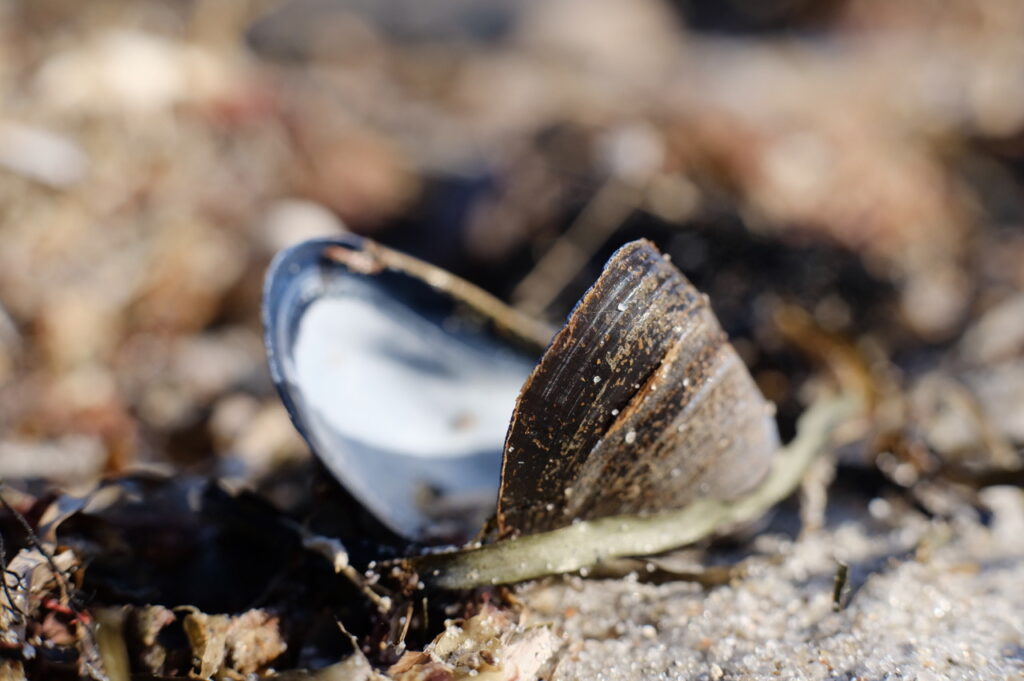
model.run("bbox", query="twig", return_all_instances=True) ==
[296,524,394,615]
[831,561,849,612]
[511,179,640,318]
[405,394,861,589]
[0,533,25,619]
[324,242,555,352]
[0,484,70,604]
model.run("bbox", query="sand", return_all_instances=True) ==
[518,487,1024,681]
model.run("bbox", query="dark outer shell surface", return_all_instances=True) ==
[496,240,780,536]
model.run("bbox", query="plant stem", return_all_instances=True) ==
[408,394,860,590]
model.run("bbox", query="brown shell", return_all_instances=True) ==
[496,240,779,536]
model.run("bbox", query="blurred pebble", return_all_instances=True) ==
[215,400,308,480]
[0,121,89,188]
[900,265,970,341]
[979,486,1024,545]
[38,291,121,370]
[247,0,526,56]
[960,293,1024,365]
[258,198,347,252]
[967,361,1024,444]
[909,373,981,458]
[210,393,262,447]
[597,122,664,183]
[121,329,266,432]
[34,29,232,114]
[0,303,21,383]
[56,364,119,412]
[0,436,106,484]
[171,331,266,400]
[132,222,247,332]
[520,0,681,88]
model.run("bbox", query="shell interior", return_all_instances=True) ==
[263,237,538,540]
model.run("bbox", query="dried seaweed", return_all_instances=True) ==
[407,394,860,589]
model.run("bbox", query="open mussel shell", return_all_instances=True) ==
[497,239,780,536]
[263,236,550,541]
[264,236,779,548]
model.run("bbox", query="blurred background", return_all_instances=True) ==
[1,0,1023,508]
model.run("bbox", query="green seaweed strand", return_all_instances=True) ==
[408,394,860,590]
